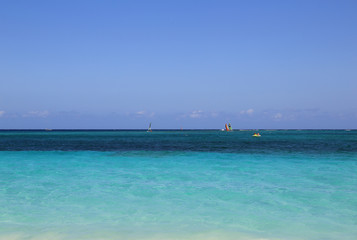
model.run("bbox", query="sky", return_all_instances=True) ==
[0,0,356,129]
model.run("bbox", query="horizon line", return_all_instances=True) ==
[0,129,355,131]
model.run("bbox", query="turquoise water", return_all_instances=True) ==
[0,130,356,239]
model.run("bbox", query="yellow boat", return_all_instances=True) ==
[252,133,261,137]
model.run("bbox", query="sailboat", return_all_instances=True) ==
[147,123,152,132]
[224,123,233,131]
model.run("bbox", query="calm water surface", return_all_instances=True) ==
[0,130,356,240]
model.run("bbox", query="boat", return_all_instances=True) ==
[147,123,152,132]
[224,123,233,131]
[252,133,261,137]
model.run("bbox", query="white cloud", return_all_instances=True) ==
[134,111,155,118]
[210,112,218,117]
[246,109,254,115]
[273,113,283,120]
[189,110,203,118]
[23,111,49,118]
[240,109,254,115]
[0,111,5,117]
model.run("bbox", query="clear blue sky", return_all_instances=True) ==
[1,0,356,129]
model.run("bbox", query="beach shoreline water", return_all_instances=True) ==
[0,130,356,240]
[0,230,278,240]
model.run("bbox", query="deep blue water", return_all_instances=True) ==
[1,130,356,153]
[0,130,356,240]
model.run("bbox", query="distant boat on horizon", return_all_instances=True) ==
[147,123,152,132]
[224,123,233,131]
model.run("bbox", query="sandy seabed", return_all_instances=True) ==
[0,230,277,240]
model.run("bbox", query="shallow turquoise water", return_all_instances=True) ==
[0,130,356,239]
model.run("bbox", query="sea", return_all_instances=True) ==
[0,130,356,240]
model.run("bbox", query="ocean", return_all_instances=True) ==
[0,130,356,240]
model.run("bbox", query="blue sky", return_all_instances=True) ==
[1,0,356,129]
